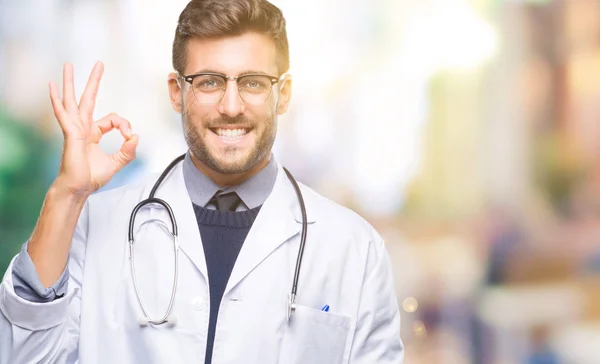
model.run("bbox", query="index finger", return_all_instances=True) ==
[79,61,105,123]
[95,113,132,138]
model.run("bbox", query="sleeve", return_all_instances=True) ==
[0,201,89,364]
[348,229,405,363]
[12,241,69,303]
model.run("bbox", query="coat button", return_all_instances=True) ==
[190,296,204,311]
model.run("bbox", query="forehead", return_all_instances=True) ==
[185,32,278,75]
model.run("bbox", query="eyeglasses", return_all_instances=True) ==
[180,72,283,105]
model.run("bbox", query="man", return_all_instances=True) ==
[0,1,404,363]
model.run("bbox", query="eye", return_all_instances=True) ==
[193,75,224,90]
[247,80,260,88]
[201,79,218,88]
[240,76,270,90]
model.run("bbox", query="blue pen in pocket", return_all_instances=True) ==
[321,304,330,312]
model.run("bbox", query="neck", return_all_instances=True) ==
[190,154,270,187]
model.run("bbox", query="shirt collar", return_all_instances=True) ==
[182,150,278,209]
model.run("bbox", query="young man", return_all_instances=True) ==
[0,1,404,363]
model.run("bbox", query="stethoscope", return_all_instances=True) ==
[128,154,307,327]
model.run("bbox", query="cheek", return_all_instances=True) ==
[183,92,200,115]
[248,104,276,124]
[183,101,215,126]
[267,95,278,112]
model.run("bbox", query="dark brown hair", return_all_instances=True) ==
[172,0,289,75]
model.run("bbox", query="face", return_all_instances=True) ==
[168,32,292,178]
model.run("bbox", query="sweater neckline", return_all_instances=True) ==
[192,204,261,228]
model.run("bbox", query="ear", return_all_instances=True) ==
[168,72,183,114]
[276,74,292,115]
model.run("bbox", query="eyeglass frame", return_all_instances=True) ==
[179,71,287,104]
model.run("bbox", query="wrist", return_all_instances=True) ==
[49,180,91,203]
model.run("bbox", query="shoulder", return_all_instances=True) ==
[295,182,391,276]
[297,182,383,245]
[86,172,160,208]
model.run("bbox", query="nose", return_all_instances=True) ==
[218,80,246,117]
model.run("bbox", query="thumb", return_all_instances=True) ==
[112,134,139,170]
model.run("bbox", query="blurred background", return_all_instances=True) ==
[1,0,600,362]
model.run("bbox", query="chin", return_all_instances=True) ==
[209,151,257,174]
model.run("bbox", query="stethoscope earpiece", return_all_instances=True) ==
[166,316,177,327]
[138,317,149,327]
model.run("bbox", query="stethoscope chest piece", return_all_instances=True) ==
[287,293,297,322]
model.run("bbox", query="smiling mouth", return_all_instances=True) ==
[211,127,250,140]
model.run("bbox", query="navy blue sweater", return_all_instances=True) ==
[193,204,261,364]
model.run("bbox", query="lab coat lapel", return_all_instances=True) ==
[159,163,208,280]
[224,166,311,296]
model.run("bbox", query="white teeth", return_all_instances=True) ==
[216,128,247,138]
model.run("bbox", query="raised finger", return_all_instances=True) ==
[79,62,104,123]
[62,63,78,114]
[112,134,139,170]
[95,113,133,139]
[49,82,70,132]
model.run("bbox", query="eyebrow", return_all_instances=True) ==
[187,69,274,77]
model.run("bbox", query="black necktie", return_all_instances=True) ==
[211,191,242,212]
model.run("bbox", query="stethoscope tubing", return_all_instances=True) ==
[128,154,307,326]
[282,167,307,318]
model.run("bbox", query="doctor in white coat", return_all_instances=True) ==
[0,0,404,363]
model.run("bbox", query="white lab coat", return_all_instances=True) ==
[0,161,404,364]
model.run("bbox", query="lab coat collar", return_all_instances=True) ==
[224,160,316,296]
[158,162,209,281]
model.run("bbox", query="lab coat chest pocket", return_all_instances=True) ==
[279,304,352,364]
